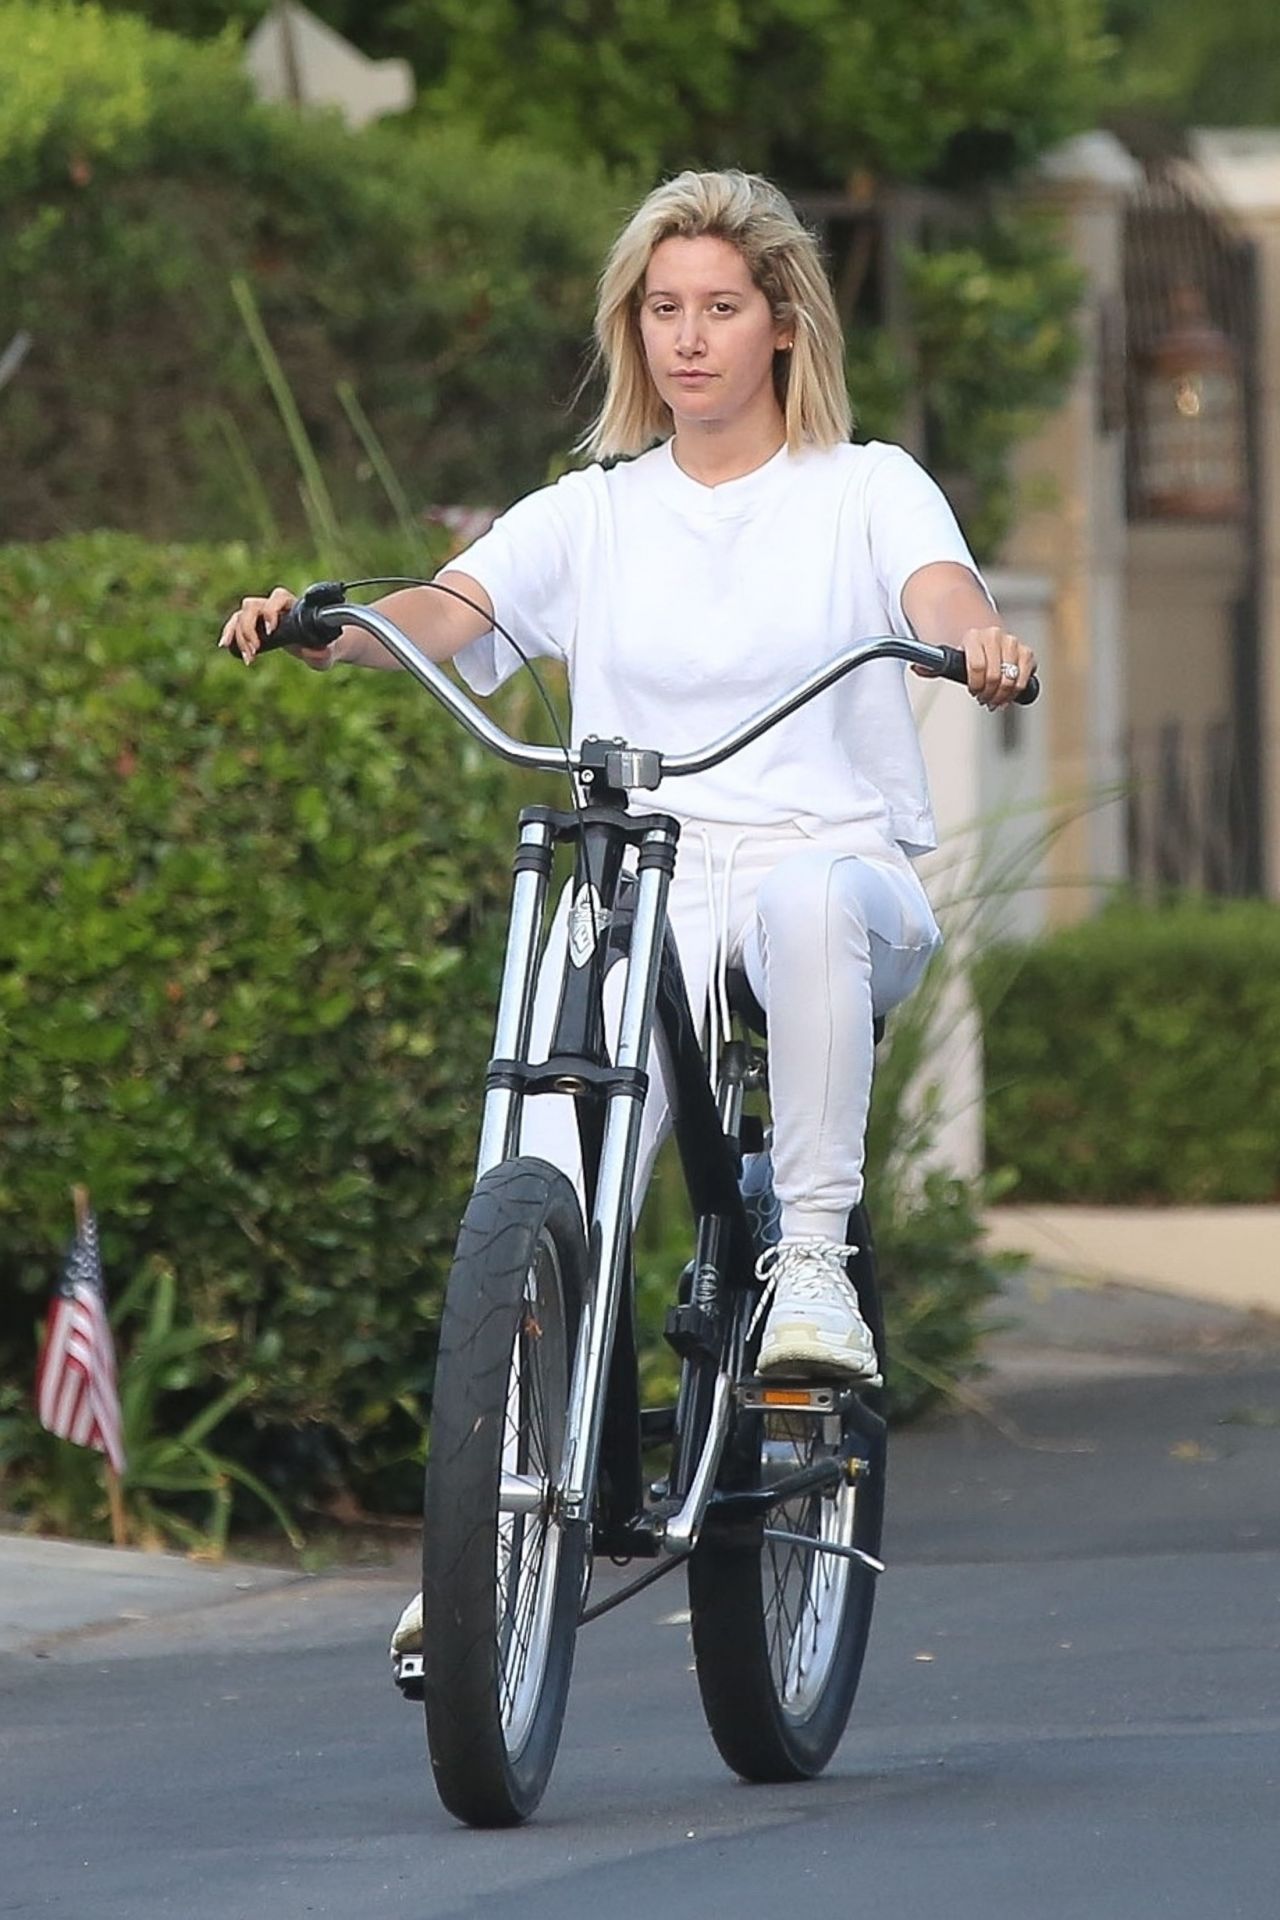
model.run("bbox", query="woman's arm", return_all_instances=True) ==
[901,561,1036,709]
[218,569,494,671]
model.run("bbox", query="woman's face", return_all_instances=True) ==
[639,234,791,435]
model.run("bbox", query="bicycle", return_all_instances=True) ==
[251,581,1039,1826]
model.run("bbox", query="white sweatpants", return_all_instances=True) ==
[517,820,941,1240]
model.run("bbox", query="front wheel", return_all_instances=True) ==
[688,1222,886,1781]
[422,1158,588,1826]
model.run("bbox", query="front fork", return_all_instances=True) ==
[474,811,680,1529]
[559,835,675,1520]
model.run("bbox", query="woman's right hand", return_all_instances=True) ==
[217,586,338,670]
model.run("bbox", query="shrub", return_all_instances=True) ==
[976,899,1280,1203]
[0,1,620,542]
[0,529,523,1516]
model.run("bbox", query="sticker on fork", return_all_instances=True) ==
[568,883,611,966]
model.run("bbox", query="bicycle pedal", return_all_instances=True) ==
[392,1651,424,1702]
[737,1378,842,1414]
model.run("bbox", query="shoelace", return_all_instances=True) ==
[747,1237,860,1341]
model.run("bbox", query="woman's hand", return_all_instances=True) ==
[901,569,1035,710]
[217,586,338,671]
[950,624,1036,709]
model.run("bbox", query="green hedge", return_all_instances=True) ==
[977,899,1280,1203]
[0,1,619,542]
[0,530,523,1509]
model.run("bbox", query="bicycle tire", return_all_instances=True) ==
[688,1216,886,1782]
[422,1157,588,1826]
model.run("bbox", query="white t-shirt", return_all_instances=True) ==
[449,438,989,854]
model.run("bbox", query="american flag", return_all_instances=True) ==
[35,1208,126,1475]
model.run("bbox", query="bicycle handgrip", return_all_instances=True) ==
[935,643,1040,706]
[253,581,347,654]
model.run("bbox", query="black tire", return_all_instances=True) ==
[688,1212,886,1782]
[422,1157,588,1826]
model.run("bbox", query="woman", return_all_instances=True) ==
[221,169,1032,1408]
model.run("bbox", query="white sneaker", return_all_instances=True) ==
[390,1591,423,1656]
[753,1238,882,1384]
[390,1591,424,1699]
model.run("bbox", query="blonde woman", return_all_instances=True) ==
[221,170,1035,1658]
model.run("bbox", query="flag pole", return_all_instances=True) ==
[73,1185,128,1549]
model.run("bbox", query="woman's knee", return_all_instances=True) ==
[755,849,870,945]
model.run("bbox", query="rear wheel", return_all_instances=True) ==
[422,1158,588,1826]
[688,1222,886,1781]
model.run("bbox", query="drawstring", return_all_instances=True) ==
[696,826,719,1072]
[717,831,746,1058]
[691,824,748,1078]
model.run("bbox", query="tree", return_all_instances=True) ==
[88,0,265,33]
[89,0,1112,189]
[1105,0,1280,131]
[413,0,1111,188]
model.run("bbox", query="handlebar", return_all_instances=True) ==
[254,580,348,654]
[250,580,1041,793]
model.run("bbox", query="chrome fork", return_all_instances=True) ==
[558,826,677,1522]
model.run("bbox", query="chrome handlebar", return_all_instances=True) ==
[253,585,1039,793]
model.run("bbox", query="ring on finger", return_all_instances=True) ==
[999,662,1019,681]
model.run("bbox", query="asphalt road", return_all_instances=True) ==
[4,1357,1279,1920]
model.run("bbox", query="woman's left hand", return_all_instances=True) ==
[956,625,1037,709]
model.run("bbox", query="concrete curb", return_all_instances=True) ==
[978,1262,1280,1393]
[0,1533,305,1656]
[984,1206,1280,1315]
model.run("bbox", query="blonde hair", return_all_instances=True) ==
[580,169,851,460]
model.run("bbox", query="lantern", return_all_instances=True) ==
[1136,284,1244,519]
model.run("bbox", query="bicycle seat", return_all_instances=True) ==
[725,968,885,1047]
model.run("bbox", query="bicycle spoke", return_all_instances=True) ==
[766,1531,805,1688]
[522,1321,552,1481]
[500,1529,536,1720]
[506,1527,549,1709]
[758,1426,857,1713]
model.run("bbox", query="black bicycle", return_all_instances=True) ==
[252,582,1038,1826]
